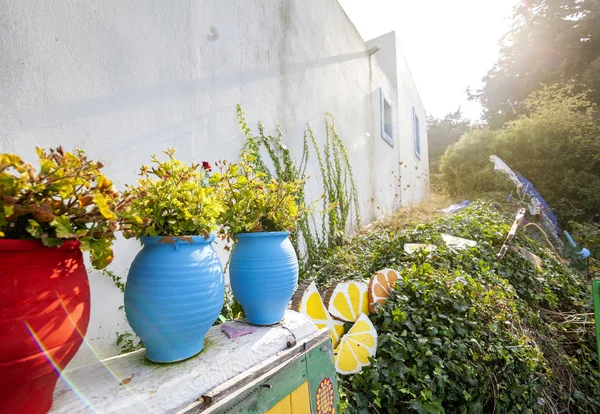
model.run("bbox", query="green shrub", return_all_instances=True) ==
[439,128,512,197]
[120,148,222,239]
[440,85,600,225]
[0,147,126,269]
[311,200,599,413]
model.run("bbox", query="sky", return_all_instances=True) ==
[338,0,517,121]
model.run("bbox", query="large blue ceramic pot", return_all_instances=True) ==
[124,235,224,363]
[229,231,298,325]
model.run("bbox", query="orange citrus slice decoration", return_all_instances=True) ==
[324,281,369,322]
[368,268,399,312]
[334,313,378,375]
[291,281,345,347]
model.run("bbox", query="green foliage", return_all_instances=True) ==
[217,285,246,323]
[236,105,312,252]
[116,332,144,354]
[474,0,600,127]
[235,105,360,271]
[98,268,125,293]
[120,148,222,238]
[211,153,305,238]
[0,147,126,269]
[351,266,546,413]
[310,200,599,413]
[427,108,471,172]
[439,128,512,197]
[313,113,361,249]
[441,85,600,224]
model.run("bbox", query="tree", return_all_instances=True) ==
[427,108,471,172]
[473,0,600,127]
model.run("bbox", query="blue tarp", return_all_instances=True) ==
[439,200,470,214]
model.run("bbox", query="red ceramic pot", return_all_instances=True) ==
[0,240,90,414]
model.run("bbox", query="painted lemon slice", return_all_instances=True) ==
[368,268,399,312]
[291,281,345,347]
[334,313,378,375]
[324,281,369,322]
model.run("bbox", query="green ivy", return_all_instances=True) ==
[309,199,599,413]
[116,332,144,354]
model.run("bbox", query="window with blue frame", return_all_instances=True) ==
[380,88,394,147]
[413,107,421,159]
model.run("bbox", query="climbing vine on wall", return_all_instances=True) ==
[236,105,360,275]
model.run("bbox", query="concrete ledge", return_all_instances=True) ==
[50,311,317,413]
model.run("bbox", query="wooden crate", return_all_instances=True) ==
[198,330,337,413]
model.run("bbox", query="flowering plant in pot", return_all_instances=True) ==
[119,148,224,363]
[0,147,125,414]
[211,154,305,325]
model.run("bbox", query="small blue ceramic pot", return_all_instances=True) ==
[124,235,224,363]
[229,231,298,325]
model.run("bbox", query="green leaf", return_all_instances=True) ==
[3,205,14,218]
[26,219,43,237]
[81,237,114,269]
[51,215,76,239]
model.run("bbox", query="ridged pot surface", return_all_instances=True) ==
[0,239,90,414]
[229,232,298,325]
[125,235,224,363]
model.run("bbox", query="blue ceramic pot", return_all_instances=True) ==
[124,235,224,363]
[229,231,298,325]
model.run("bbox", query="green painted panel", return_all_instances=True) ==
[214,355,308,414]
[593,280,600,365]
[306,338,338,414]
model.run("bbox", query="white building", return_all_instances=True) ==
[0,0,429,365]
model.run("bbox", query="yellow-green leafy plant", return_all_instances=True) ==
[120,148,222,239]
[211,154,306,240]
[0,147,126,269]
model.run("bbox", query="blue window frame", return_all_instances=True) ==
[413,107,421,159]
[380,88,394,147]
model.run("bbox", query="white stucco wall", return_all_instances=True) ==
[368,32,430,208]
[0,0,428,366]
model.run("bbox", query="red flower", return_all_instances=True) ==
[202,161,212,171]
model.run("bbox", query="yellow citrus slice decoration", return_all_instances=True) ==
[334,313,378,375]
[324,281,369,322]
[291,281,345,347]
[368,268,399,312]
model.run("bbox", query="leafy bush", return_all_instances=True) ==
[120,148,222,238]
[440,85,600,225]
[427,108,471,172]
[310,200,599,413]
[210,153,305,238]
[439,128,512,196]
[0,147,126,268]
